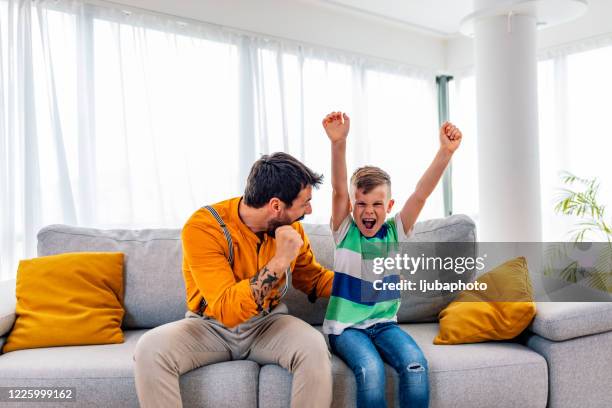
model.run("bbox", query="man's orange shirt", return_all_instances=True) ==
[181,197,334,327]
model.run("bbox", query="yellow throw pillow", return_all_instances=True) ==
[434,256,536,345]
[2,252,125,353]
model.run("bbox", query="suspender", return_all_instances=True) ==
[197,205,234,315]
[204,205,234,266]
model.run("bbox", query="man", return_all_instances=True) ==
[133,152,335,408]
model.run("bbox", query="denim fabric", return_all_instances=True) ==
[329,322,429,408]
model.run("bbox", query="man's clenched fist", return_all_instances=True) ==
[273,225,303,267]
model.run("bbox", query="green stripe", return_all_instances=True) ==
[336,221,400,259]
[387,218,398,240]
[324,297,400,324]
[336,223,371,251]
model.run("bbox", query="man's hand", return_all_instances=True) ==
[271,225,303,268]
[439,121,462,154]
[322,112,350,143]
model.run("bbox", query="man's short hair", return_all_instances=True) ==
[350,166,392,195]
[244,152,323,208]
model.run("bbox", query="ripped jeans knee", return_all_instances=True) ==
[401,360,428,385]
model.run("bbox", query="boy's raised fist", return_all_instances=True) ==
[439,121,462,153]
[322,111,350,143]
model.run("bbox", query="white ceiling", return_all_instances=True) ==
[319,0,475,37]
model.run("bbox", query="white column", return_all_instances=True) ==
[474,12,542,242]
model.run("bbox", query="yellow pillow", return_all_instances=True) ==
[434,256,536,345]
[2,252,125,353]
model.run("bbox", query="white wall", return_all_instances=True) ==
[446,0,612,73]
[92,0,612,75]
[101,0,446,71]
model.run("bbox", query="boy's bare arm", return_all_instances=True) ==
[322,112,351,231]
[400,121,462,234]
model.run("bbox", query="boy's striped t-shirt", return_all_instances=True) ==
[322,213,413,335]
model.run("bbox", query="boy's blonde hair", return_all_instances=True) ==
[350,166,392,196]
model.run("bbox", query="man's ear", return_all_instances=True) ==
[268,197,282,214]
[386,199,395,213]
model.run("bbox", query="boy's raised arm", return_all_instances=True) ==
[322,112,351,231]
[400,121,462,235]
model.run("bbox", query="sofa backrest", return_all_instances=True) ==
[37,226,185,329]
[36,214,476,329]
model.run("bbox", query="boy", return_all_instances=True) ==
[321,111,462,408]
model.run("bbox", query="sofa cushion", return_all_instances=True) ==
[294,215,478,325]
[0,279,16,337]
[262,323,548,408]
[0,329,259,408]
[434,256,536,345]
[529,301,612,341]
[3,252,125,353]
[413,323,548,408]
[37,225,185,329]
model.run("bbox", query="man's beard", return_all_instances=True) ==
[266,214,305,237]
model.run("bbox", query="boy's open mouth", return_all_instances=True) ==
[362,218,376,229]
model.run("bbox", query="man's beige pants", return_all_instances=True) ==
[133,304,332,408]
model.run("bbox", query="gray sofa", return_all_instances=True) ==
[1,215,611,407]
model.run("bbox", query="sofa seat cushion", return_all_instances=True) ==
[409,323,548,408]
[260,323,548,408]
[0,330,259,408]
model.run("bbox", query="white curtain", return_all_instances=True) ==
[449,73,479,229]
[449,40,612,242]
[0,0,440,280]
[538,44,612,241]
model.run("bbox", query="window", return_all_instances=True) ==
[449,75,479,225]
[448,45,612,242]
[0,0,440,279]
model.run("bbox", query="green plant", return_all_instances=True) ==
[554,171,611,243]
[546,171,612,292]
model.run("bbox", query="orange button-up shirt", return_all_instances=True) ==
[181,197,334,327]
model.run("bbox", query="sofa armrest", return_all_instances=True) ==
[529,302,612,341]
[0,279,16,338]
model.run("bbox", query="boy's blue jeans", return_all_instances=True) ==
[329,322,429,408]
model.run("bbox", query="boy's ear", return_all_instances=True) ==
[386,199,395,213]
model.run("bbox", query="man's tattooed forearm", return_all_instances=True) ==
[250,266,279,309]
[262,274,279,286]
